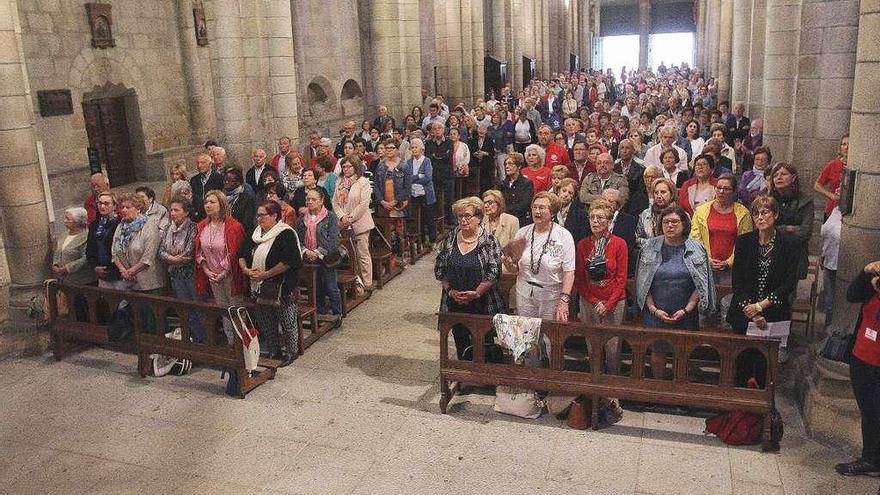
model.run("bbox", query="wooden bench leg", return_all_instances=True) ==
[440,376,451,414]
[137,351,150,378]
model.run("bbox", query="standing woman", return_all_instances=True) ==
[503,192,576,322]
[689,173,753,281]
[660,148,689,189]
[53,207,94,286]
[489,111,514,184]
[682,119,705,163]
[738,146,772,205]
[87,192,123,289]
[315,155,338,200]
[158,198,204,343]
[637,205,716,378]
[575,198,628,325]
[449,128,471,179]
[296,189,344,320]
[768,162,813,279]
[161,161,188,206]
[834,260,880,477]
[727,195,799,362]
[194,190,246,342]
[480,189,520,249]
[497,152,534,227]
[406,138,437,245]
[636,177,677,250]
[333,155,376,293]
[112,193,163,296]
[434,196,505,361]
[678,153,717,216]
[239,200,302,365]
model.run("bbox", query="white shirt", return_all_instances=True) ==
[514,224,576,301]
[644,143,688,172]
[515,120,532,143]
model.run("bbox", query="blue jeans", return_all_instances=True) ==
[171,273,206,344]
[317,266,343,316]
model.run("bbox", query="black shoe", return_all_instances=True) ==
[279,354,298,367]
[834,460,880,477]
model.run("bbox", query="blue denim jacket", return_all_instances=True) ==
[636,237,716,315]
[372,161,413,204]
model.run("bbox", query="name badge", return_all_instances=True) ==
[866,328,878,342]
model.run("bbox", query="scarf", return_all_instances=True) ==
[650,202,666,236]
[588,233,610,276]
[249,221,292,292]
[112,215,147,259]
[304,206,329,252]
[226,185,243,208]
[336,175,356,206]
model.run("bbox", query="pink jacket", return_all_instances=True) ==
[332,176,375,235]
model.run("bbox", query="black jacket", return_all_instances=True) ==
[617,160,646,216]
[246,164,273,199]
[468,134,496,189]
[237,228,302,295]
[727,231,801,333]
[190,171,225,222]
[610,211,638,277]
[86,216,121,281]
[497,175,534,226]
[425,137,454,183]
[228,190,257,237]
[561,201,589,246]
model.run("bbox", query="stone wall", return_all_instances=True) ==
[17,0,195,208]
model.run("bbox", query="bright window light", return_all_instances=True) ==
[599,35,639,77]
[649,32,695,71]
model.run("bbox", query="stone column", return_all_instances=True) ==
[695,0,706,69]
[827,0,878,331]
[716,0,734,102]
[460,0,475,104]
[471,0,485,102]
[709,0,722,77]
[176,0,217,144]
[747,0,767,118]
[541,0,550,79]
[264,0,299,142]
[761,0,802,163]
[638,0,650,70]
[507,0,521,90]
[730,0,752,107]
[374,0,423,118]
[580,0,591,70]
[0,0,50,324]
[491,0,507,63]
[443,0,464,102]
[207,0,250,164]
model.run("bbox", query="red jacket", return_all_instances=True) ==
[543,142,570,169]
[268,154,285,170]
[574,234,628,309]
[194,216,246,297]
[678,177,718,216]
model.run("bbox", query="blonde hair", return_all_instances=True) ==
[551,165,570,178]
[532,191,561,214]
[452,196,485,219]
[169,161,188,181]
[117,192,145,213]
[589,198,614,219]
[481,189,506,214]
[558,178,578,193]
[204,189,229,220]
[651,177,678,201]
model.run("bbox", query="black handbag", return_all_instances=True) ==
[253,279,283,307]
[819,332,855,363]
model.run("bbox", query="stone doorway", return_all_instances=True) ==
[82,85,141,186]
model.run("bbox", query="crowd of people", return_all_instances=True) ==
[51,62,877,477]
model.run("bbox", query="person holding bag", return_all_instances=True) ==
[296,189,343,322]
[238,200,302,366]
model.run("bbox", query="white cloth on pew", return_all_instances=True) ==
[492,313,542,364]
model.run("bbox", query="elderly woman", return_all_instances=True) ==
[660,148,688,190]
[87,192,123,289]
[834,260,880,477]
[555,177,589,246]
[728,195,799,364]
[161,161,188,206]
[239,200,302,365]
[315,155,338,200]
[738,146,771,205]
[53,207,94,285]
[503,192,576,322]
[194,190,246,342]
[522,144,552,193]
[334,155,375,293]
[435,196,504,361]
[678,153,718,216]
[768,162,813,279]
[498,152,534,227]
[265,182,296,226]
[280,150,306,194]
[158,198,204,343]
[112,192,163,296]
[291,168,332,214]
[481,189,520,250]
[406,137,437,245]
[136,186,169,234]
[575,198,628,325]
[637,177,677,249]
[690,174,753,282]
[637,205,716,378]
[296,189,343,320]
[373,137,412,219]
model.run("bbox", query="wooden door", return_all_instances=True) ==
[82,96,136,186]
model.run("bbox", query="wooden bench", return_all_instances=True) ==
[46,280,279,398]
[296,264,338,353]
[438,312,781,451]
[369,225,405,289]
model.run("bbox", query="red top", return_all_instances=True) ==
[521,165,553,192]
[194,216,246,297]
[853,293,880,366]
[543,142,571,168]
[678,177,718,216]
[574,234,628,309]
[816,158,845,216]
[707,207,737,261]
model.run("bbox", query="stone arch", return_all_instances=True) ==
[341,79,363,100]
[305,76,335,118]
[68,48,145,94]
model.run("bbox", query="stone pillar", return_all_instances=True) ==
[0,0,51,323]
[580,0,591,70]
[541,0,550,79]
[708,0,722,77]
[638,0,650,70]
[374,0,423,118]
[460,0,475,104]
[761,0,802,163]
[471,0,485,102]
[716,0,734,102]
[176,0,217,144]
[264,0,299,142]
[491,0,507,62]
[507,0,521,90]
[730,0,752,107]
[696,0,706,70]
[746,0,767,118]
[443,0,463,102]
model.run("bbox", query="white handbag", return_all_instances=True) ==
[493,386,543,419]
[229,307,261,372]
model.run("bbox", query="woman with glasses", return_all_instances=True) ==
[434,196,504,361]
[678,153,717,216]
[689,173,753,286]
[637,205,716,378]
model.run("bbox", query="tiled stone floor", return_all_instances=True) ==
[2,254,879,494]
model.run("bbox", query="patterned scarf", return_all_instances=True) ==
[304,206,329,251]
[112,215,147,259]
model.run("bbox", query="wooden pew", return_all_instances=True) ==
[46,280,279,398]
[296,264,337,353]
[438,312,781,451]
[369,222,405,289]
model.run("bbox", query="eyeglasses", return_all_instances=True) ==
[662,219,682,225]
[456,213,477,222]
[716,186,734,192]
[483,199,497,206]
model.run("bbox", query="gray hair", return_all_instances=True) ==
[170,179,191,196]
[524,144,546,165]
[64,206,89,228]
[319,137,332,147]
[409,137,424,149]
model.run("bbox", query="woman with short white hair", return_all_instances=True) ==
[52,206,95,286]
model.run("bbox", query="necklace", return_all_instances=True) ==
[529,223,554,275]
[459,231,478,244]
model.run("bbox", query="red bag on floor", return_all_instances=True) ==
[705,410,763,445]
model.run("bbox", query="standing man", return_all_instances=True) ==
[537,125,570,169]
[84,172,111,224]
[302,131,321,164]
[335,121,357,158]
[614,138,646,215]
[724,102,751,147]
[579,153,629,208]
[245,148,273,198]
[425,123,454,226]
[189,152,224,222]
[271,136,292,176]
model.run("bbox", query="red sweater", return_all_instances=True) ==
[522,165,553,193]
[854,293,880,367]
[574,234,628,309]
[194,216,246,297]
[543,142,571,168]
